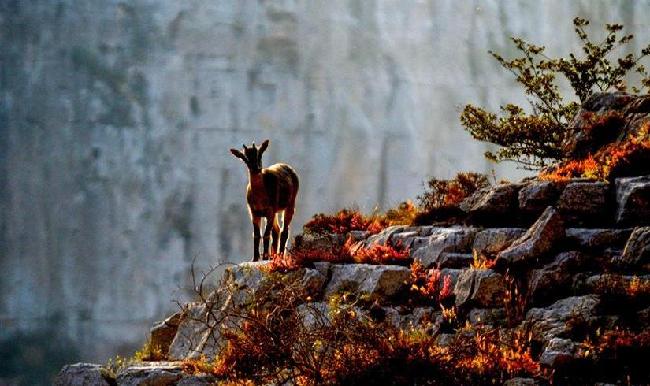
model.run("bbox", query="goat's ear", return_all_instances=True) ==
[230,148,247,162]
[259,139,270,155]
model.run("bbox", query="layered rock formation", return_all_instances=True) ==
[5,2,650,383]
[57,168,650,383]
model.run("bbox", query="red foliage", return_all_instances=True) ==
[274,237,411,271]
[348,239,411,265]
[410,260,454,303]
[303,209,389,235]
[541,121,650,181]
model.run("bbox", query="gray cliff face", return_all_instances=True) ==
[0,0,648,369]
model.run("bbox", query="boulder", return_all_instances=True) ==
[563,110,626,159]
[581,92,634,113]
[454,269,506,308]
[467,308,506,326]
[168,303,214,360]
[616,176,650,225]
[412,227,477,267]
[496,207,564,267]
[169,263,328,360]
[390,231,420,249]
[503,378,541,386]
[176,375,219,385]
[149,311,183,356]
[619,226,650,267]
[565,228,632,251]
[437,252,473,268]
[557,182,610,224]
[293,232,345,251]
[116,362,183,386]
[538,338,581,369]
[473,228,526,256]
[527,251,584,306]
[54,363,114,386]
[324,264,411,301]
[461,183,524,223]
[363,225,415,247]
[525,295,600,344]
[519,180,564,214]
[400,307,442,329]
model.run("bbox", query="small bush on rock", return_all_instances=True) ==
[414,172,490,224]
[461,17,650,169]
[541,121,650,181]
[303,208,389,235]
[182,271,541,385]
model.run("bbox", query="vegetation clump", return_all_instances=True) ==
[268,237,411,272]
[303,208,389,235]
[461,17,650,169]
[414,172,490,224]
[541,120,650,181]
[181,273,541,385]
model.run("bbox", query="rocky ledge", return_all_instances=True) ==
[57,173,650,385]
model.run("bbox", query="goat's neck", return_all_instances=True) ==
[248,169,265,190]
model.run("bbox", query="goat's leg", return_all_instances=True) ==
[252,216,261,262]
[271,213,281,256]
[263,214,274,260]
[279,207,294,256]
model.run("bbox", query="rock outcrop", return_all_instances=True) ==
[55,92,650,385]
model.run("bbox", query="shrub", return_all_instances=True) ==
[303,208,388,235]
[269,237,411,272]
[541,121,650,181]
[414,172,490,224]
[382,200,419,226]
[182,271,540,385]
[461,17,650,169]
[410,260,454,304]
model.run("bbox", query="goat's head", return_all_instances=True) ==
[230,139,269,173]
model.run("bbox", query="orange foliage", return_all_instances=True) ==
[349,239,411,265]
[303,208,389,235]
[541,121,650,181]
[410,260,454,303]
[269,237,411,272]
[471,250,496,270]
[455,329,539,377]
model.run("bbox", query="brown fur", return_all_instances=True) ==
[231,140,299,261]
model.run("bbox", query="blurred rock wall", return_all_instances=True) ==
[1,0,649,370]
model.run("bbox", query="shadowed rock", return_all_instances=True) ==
[54,363,114,386]
[454,269,506,308]
[518,180,564,215]
[565,228,632,251]
[324,264,411,301]
[557,182,610,225]
[150,311,183,357]
[412,227,477,267]
[473,228,526,256]
[619,227,650,267]
[116,362,183,386]
[525,295,600,344]
[461,183,524,224]
[527,251,584,307]
[616,176,650,225]
[496,207,564,267]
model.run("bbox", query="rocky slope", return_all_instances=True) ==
[56,92,650,384]
[56,171,650,384]
[5,3,650,372]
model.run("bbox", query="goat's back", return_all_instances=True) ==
[263,163,299,209]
